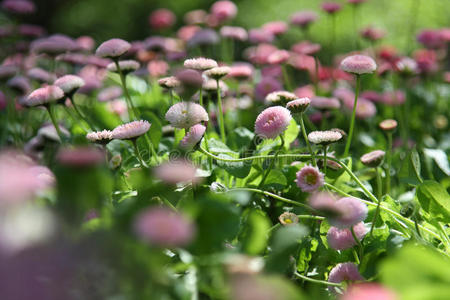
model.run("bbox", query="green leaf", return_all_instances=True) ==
[424,148,450,176]
[416,180,450,222]
[217,154,252,178]
[381,245,450,300]
[208,138,237,154]
[230,127,255,150]
[284,119,299,150]
[411,148,422,181]
[142,111,162,149]
[263,169,287,189]
[399,150,422,186]
[241,210,271,255]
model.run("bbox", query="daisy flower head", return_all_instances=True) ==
[254,106,292,139]
[295,165,325,192]
[111,120,151,140]
[340,55,377,75]
[165,102,209,129]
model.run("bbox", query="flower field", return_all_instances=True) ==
[0,0,449,299]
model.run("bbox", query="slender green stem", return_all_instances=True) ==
[131,139,146,168]
[351,226,364,260]
[344,74,361,157]
[294,272,343,287]
[216,80,226,143]
[386,132,393,195]
[370,168,383,236]
[114,60,139,119]
[300,113,316,166]
[298,215,325,221]
[46,105,65,143]
[313,56,319,94]
[352,248,360,264]
[226,187,317,213]
[281,64,292,91]
[69,96,93,129]
[258,135,284,188]
[199,87,203,107]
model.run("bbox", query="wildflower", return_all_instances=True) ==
[158,76,181,89]
[308,130,342,145]
[154,160,200,184]
[203,79,227,92]
[262,21,288,36]
[7,76,30,94]
[220,26,248,41]
[56,147,105,167]
[98,86,122,102]
[95,38,131,58]
[54,75,85,95]
[187,29,220,48]
[417,29,445,49]
[329,197,368,228]
[295,165,325,192]
[254,77,282,101]
[1,0,35,14]
[379,119,397,131]
[0,65,18,80]
[24,85,64,107]
[290,11,318,28]
[267,50,290,65]
[178,25,201,41]
[228,64,253,81]
[149,8,176,30]
[311,96,341,110]
[355,98,377,119]
[395,57,419,75]
[184,57,218,70]
[248,28,274,44]
[111,120,151,140]
[279,212,299,226]
[180,124,206,150]
[308,191,342,217]
[86,130,113,145]
[360,150,385,168]
[37,123,70,142]
[134,206,195,247]
[327,222,367,250]
[107,60,140,74]
[30,34,79,55]
[265,91,297,105]
[254,106,292,139]
[286,97,311,114]
[328,262,364,293]
[360,26,386,41]
[340,55,377,75]
[321,2,342,14]
[211,0,238,22]
[204,66,231,79]
[291,41,321,55]
[165,102,209,129]
[27,68,54,83]
[0,151,53,205]
[340,283,397,300]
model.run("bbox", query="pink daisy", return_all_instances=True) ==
[180,124,206,150]
[154,160,199,184]
[24,85,64,107]
[111,120,151,140]
[340,55,377,75]
[296,165,325,192]
[329,197,368,228]
[327,222,367,250]
[254,106,292,139]
[165,102,209,129]
[95,38,131,58]
[134,206,195,247]
[328,262,365,293]
[340,283,397,300]
[54,75,85,95]
[211,0,238,22]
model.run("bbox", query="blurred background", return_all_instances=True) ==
[1,0,449,52]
